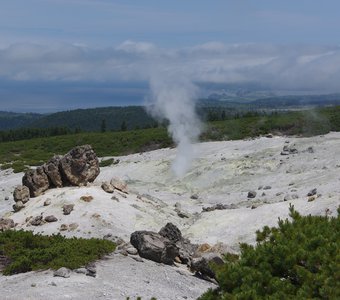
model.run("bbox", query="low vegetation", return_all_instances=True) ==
[0,230,116,275]
[1,106,340,173]
[199,205,340,299]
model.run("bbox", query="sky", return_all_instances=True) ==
[1,0,340,112]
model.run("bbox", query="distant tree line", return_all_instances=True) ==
[0,127,73,143]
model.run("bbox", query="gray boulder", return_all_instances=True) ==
[22,166,50,197]
[130,231,179,265]
[13,185,30,203]
[60,145,100,186]
[43,155,63,187]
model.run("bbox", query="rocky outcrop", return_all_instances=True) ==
[130,223,226,281]
[20,145,100,199]
[60,145,100,186]
[43,155,63,187]
[22,167,50,197]
[13,185,30,203]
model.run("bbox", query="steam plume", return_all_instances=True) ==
[147,73,202,177]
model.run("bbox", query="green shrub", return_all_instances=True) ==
[199,205,340,299]
[0,230,116,275]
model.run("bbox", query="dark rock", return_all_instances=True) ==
[13,201,24,212]
[45,215,58,223]
[177,211,190,218]
[60,145,100,186]
[306,146,314,153]
[247,191,257,198]
[54,267,71,278]
[130,231,179,265]
[63,204,74,215]
[190,194,199,200]
[101,182,114,193]
[22,167,50,197]
[159,223,182,243]
[307,188,317,197]
[85,262,96,277]
[43,155,63,187]
[13,185,30,203]
[0,218,15,231]
[190,253,224,279]
[44,199,51,206]
[263,185,272,190]
[202,203,236,212]
[4,196,9,201]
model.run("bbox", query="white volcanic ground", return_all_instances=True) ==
[0,132,340,300]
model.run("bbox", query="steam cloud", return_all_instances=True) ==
[147,73,202,177]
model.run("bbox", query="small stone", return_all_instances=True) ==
[80,195,93,202]
[291,194,299,199]
[49,281,57,286]
[63,204,74,215]
[45,215,58,223]
[263,186,272,190]
[30,215,44,226]
[190,194,199,200]
[110,177,128,193]
[31,283,36,287]
[284,195,292,202]
[74,268,87,274]
[307,188,317,197]
[4,196,9,201]
[60,224,68,231]
[101,182,114,193]
[247,191,257,198]
[177,211,190,218]
[53,267,71,278]
[111,196,120,202]
[308,196,317,202]
[13,201,24,212]
[44,199,51,206]
[261,192,266,196]
[68,223,79,231]
[126,248,138,255]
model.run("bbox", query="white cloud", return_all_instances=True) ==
[1,41,340,92]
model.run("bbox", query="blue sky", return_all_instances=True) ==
[1,0,340,112]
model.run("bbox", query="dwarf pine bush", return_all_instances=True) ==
[199,205,340,299]
[0,230,116,275]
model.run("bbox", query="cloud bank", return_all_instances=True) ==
[1,41,340,92]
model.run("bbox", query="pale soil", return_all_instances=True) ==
[0,132,339,299]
